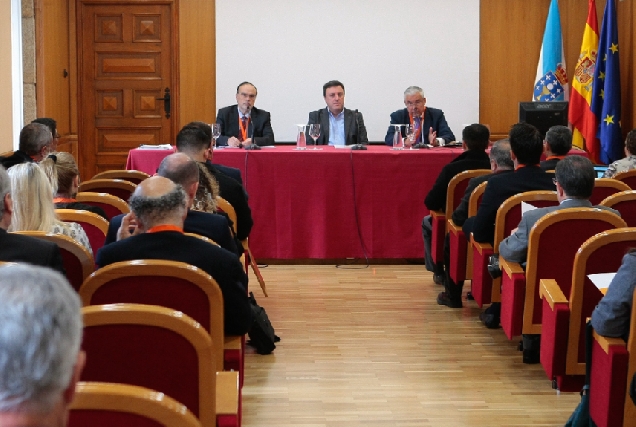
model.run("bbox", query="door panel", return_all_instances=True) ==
[78,1,174,178]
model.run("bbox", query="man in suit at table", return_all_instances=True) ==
[539,125,572,171]
[307,80,368,146]
[96,176,252,336]
[216,82,275,147]
[104,153,240,257]
[384,86,455,147]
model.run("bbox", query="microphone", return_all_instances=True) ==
[350,109,367,150]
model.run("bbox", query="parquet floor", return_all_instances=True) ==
[242,264,579,426]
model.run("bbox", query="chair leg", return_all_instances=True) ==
[247,247,268,297]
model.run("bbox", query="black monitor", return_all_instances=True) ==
[518,102,569,139]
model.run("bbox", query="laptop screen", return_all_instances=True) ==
[594,165,609,178]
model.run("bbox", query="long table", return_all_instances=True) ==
[126,145,466,259]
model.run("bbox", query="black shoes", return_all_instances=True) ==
[433,273,444,285]
[479,303,501,329]
[522,349,540,364]
[436,292,463,308]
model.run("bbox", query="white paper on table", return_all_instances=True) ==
[138,144,173,150]
[588,273,616,291]
[521,201,539,215]
[333,145,351,149]
[260,146,276,149]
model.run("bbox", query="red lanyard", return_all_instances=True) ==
[409,112,423,142]
[239,116,251,142]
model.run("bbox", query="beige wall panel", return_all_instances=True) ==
[0,2,15,153]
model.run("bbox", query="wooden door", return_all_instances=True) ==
[77,1,176,179]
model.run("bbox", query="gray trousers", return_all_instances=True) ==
[422,215,435,272]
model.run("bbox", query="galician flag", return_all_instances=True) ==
[569,0,599,157]
[591,0,623,164]
[533,0,569,103]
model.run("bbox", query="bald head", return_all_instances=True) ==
[129,176,187,229]
[157,153,199,187]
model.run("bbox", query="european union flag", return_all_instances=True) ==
[591,0,622,164]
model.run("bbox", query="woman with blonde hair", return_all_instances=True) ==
[40,152,108,219]
[8,162,93,255]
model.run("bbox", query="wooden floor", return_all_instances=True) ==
[242,264,580,427]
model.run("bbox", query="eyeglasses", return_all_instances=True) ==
[552,178,558,186]
[405,100,425,107]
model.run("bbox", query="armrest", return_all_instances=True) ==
[448,219,462,236]
[500,257,523,276]
[470,233,493,255]
[539,279,568,310]
[216,371,240,414]
[592,330,627,354]
[430,210,444,220]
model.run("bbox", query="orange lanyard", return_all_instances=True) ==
[53,197,75,203]
[239,116,251,142]
[545,155,567,161]
[409,113,423,142]
[147,225,183,234]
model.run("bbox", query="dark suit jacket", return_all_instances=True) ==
[0,228,65,275]
[210,161,243,185]
[462,166,555,245]
[451,169,514,227]
[384,107,455,146]
[424,150,490,212]
[216,105,275,147]
[203,163,253,241]
[540,157,561,171]
[96,231,252,336]
[307,108,368,145]
[104,210,240,256]
[0,150,33,169]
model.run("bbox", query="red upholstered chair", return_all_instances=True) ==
[499,208,626,341]
[56,209,108,255]
[539,228,636,391]
[79,260,244,387]
[590,178,631,205]
[589,289,636,427]
[79,179,137,202]
[600,190,636,227]
[470,191,558,308]
[613,169,636,190]
[69,382,202,427]
[11,231,93,291]
[75,192,130,220]
[430,169,490,267]
[92,169,150,184]
[81,304,239,427]
[448,180,487,285]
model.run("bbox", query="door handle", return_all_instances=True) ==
[156,87,171,118]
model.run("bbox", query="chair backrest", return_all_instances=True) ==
[79,179,137,202]
[0,150,13,158]
[185,232,219,246]
[81,304,216,427]
[445,169,491,216]
[92,169,150,184]
[467,181,488,217]
[522,208,627,335]
[591,178,631,205]
[600,190,636,227]
[613,169,636,190]
[79,260,225,370]
[566,228,636,375]
[216,196,237,234]
[69,382,202,427]
[56,209,108,254]
[75,192,130,219]
[11,231,94,291]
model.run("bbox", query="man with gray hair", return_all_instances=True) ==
[0,165,65,273]
[0,123,53,169]
[540,125,573,171]
[96,176,252,335]
[0,264,84,426]
[384,86,455,146]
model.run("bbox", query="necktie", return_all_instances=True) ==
[240,117,248,142]
[414,117,421,142]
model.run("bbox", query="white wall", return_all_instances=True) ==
[216,0,479,142]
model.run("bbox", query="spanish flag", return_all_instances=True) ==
[568,0,599,160]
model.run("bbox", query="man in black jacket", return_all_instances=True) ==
[0,123,53,169]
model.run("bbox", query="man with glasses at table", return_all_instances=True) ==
[384,86,455,147]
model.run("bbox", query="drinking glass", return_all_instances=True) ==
[405,124,416,149]
[296,124,307,150]
[308,124,322,150]
[210,123,221,147]
[392,124,404,150]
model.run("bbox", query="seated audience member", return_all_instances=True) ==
[32,117,60,153]
[422,124,491,280]
[0,264,84,426]
[176,125,253,241]
[96,176,252,336]
[0,166,65,274]
[591,249,636,341]
[307,80,368,146]
[0,123,53,169]
[539,125,572,171]
[603,129,636,178]
[216,82,275,147]
[8,163,93,256]
[384,86,455,147]
[40,152,108,219]
[438,123,554,309]
[189,121,244,185]
[104,153,240,257]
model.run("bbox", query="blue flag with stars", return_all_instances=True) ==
[591,0,622,164]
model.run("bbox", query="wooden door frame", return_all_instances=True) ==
[75,0,180,176]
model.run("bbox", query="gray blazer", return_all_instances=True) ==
[307,107,368,145]
[498,199,620,263]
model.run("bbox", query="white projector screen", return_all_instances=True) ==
[216,0,480,142]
